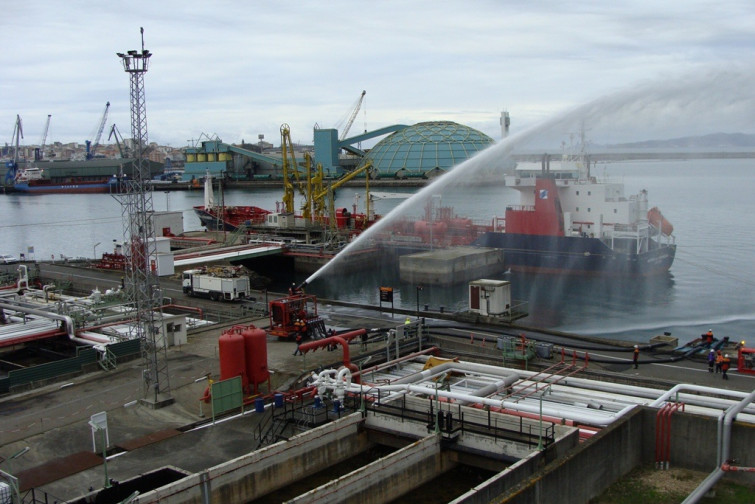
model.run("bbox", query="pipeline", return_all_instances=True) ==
[681,390,755,504]
[298,329,367,378]
[0,301,75,340]
[162,303,204,320]
[340,380,636,427]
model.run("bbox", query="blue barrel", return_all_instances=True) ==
[254,397,265,413]
[333,399,341,413]
[314,396,322,409]
[274,393,284,408]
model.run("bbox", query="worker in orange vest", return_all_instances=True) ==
[721,354,731,380]
[292,320,304,355]
[715,350,723,374]
[633,345,640,369]
[705,329,714,344]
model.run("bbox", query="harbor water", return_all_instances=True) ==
[1,157,754,347]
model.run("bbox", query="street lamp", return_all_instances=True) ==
[416,285,423,318]
[93,242,101,260]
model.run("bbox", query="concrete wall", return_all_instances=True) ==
[639,407,755,483]
[489,408,645,504]
[290,435,447,504]
[138,413,368,504]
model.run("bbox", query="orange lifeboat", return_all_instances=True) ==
[648,207,674,235]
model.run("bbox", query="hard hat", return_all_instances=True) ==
[709,328,713,331]
[634,345,639,348]
[725,354,729,358]
[710,349,715,353]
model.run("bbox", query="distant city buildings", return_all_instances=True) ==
[2,140,187,166]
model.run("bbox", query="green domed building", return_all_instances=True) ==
[364,121,494,179]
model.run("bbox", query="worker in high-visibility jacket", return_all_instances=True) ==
[721,354,731,380]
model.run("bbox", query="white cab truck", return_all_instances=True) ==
[182,268,250,301]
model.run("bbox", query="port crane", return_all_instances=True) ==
[3,115,23,184]
[86,101,110,160]
[35,114,51,161]
[336,90,366,140]
[108,124,129,158]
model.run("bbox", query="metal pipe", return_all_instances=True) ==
[681,390,755,504]
[346,382,636,426]
[0,301,75,339]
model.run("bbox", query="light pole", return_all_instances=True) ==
[164,190,170,211]
[416,285,423,318]
[93,242,101,260]
[537,385,552,451]
[358,355,373,413]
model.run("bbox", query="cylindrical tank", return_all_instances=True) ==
[197,153,207,162]
[218,152,231,161]
[218,330,248,391]
[186,153,196,163]
[207,153,216,162]
[243,326,269,392]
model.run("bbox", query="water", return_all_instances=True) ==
[1,157,753,347]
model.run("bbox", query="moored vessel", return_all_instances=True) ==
[473,146,676,276]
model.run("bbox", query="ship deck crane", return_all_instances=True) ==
[35,114,51,161]
[86,101,110,160]
[337,90,366,141]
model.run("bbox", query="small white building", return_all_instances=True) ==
[468,279,511,316]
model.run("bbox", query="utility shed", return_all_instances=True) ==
[468,279,511,316]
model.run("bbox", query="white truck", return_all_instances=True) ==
[182,268,250,302]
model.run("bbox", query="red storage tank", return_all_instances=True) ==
[218,329,248,392]
[244,326,269,393]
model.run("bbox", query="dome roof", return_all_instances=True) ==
[365,121,493,177]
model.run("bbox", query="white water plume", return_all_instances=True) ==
[305,64,755,287]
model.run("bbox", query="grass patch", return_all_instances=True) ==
[591,464,755,504]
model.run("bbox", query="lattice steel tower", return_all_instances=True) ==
[116,28,172,406]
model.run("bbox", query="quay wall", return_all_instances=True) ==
[290,434,446,504]
[137,413,368,503]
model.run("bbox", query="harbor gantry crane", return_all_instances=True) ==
[336,90,366,141]
[86,101,110,160]
[35,114,51,161]
[116,28,172,406]
[3,115,23,185]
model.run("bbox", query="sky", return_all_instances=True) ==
[2,0,755,150]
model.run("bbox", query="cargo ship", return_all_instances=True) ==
[473,152,676,276]
[13,166,121,194]
[4,158,163,194]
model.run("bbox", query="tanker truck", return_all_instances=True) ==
[182,267,250,302]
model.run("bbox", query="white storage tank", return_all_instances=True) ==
[468,279,511,316]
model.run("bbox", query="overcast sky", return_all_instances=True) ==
[2,1,754,150]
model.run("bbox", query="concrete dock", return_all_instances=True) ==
[1,263,754,503]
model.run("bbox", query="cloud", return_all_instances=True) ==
[2,1,754,147]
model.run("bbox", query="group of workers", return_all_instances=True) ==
[702,329,732,380]
[633,329,733,380]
